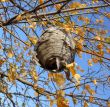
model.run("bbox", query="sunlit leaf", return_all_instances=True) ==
[88,59,93,66]
[89,96,94,102]
[0,59,5,66]
[106,48,110,54]
[74,74,81,81]
[30,68,38,83]
[28,36,38,45]
[92,79,97,85]
[84,101,89,107]
[72,98,78,105]
[66,63,76,76]
[0,0,9,2]
[38,0,43,4]
[7,50,14,58]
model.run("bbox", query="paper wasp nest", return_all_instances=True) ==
[34,27,75,72]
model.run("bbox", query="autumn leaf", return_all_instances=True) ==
[97,43,103,50]
[66,63,76,76]
[57,96,69,107]
[92,79,97,85]
[0,0,9,2]
[72,98,78,105]
[52,73,65,87]
[89,96,94,102]
[7,50,14,58]
[38,0,43,4]
[55,4,61,10]
[84,101,89,107]
[28,36,38,45]
[88,59,93,66]
[106,48,110,54]
[0,59,5,66]
[0,44,2,49]
[74,74,81,81]
[16,14,22,21]
[30,68,38,83]
[7,64,17,84]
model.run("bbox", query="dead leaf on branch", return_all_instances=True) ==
[66,63,76,76]
[7,64,18,84]
[48,73,66,87]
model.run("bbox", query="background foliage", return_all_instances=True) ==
[0,0,110,107]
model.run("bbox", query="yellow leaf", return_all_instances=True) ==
[55,4,61,10]
[7,51,14,58]
[74,74,81,81]
[66,63,76,76]
[84,101,89,107]
[92,57,99,63]
[92,0,99,3]
[0,0,9,2]
[16,14,22,21]
[0,44,2,49]
[92,79,97,85]
[52,73,65,87]
[96,19,104,24]
[106,48,110,54]
[88,89,95,95]
[69,2,82,8]
[38,0,43,4]
[50,100,56,107]
[30,69,38,83]
[7,65,17,84]
[72,98,78,105]
[0,59,5,66]
[106,13,110,18]
[57,96,69,107]
[28,36,38,45]
[97,43,103,50]
[89,96,94,102]
[85,84,90,91]
[107,101,110,107]
[88,59,93,66]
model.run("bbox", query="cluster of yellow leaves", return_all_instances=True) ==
[85,85,95,95]
[78,16,90,24]
[48,73,65,87]
[28,36,38,45]
[57,90,69,107]
[69,2,86,9]
[30,67,38,83]
[75,27,85,37]
[7,64,18,84]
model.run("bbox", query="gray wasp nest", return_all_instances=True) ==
[34,27,75,72]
